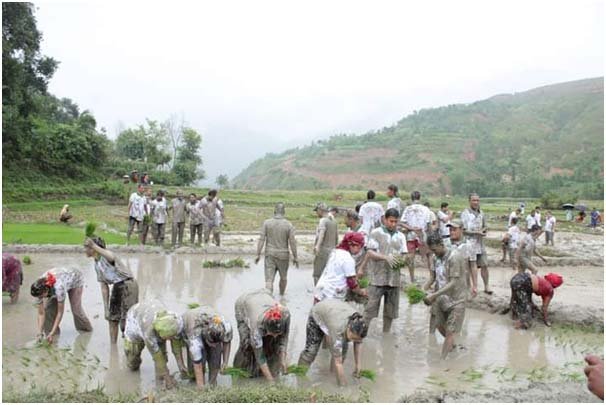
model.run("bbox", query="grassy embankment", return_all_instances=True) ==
[3,181,603,245]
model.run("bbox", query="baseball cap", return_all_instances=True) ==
[447,219,463,229]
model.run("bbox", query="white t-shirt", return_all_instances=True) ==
[534,212,542,227]
[386,197,403,215]
[401,203,431,241]
[507,225,521,250]
[508,211,518,227]
[150,198,167,224]
[544,216,556,232]
[314,249,356,302]
[359,201,384,236]
[129,192,145,221]
[437,210,451,236]
[525,214,535,230]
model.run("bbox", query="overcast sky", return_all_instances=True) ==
[35,0,604,185]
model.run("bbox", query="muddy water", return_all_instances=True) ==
[3,253,603,402]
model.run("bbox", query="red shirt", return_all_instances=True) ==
[534,276,554,298]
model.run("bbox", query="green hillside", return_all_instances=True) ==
[233,78,604,198]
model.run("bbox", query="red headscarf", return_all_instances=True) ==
[45,272,57,288]
[264,304,283,321]
[544,273,563,288]
[336,232,365,252]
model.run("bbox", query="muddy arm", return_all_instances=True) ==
[36,302,46,337]
[541,295,553,325]
[86,239,116,263]
[353,342,362,376]
[48,301,65,341]
[100,282,110,318]
[221,341,231,372]
[288,227,298,265]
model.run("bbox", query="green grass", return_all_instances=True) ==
[2,223,127,245]
[202,258,250,268]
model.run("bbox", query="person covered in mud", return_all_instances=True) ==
[140,187,153,245]
[544,211,556,246]
[123,300,187,389]
[361,208,407,333]
[255,203,299,295]
[150,190,168,246]
[298,299,368,386]
[514,224,547,274]
[509,272,563,328]
[84,236,139,343]
[214,192,225,246]
[59,204,72,223]
[2,253,23,304]
[400,190,432,283]
[186,193,204,246]
[446,219,477,296]
[199,189,221,246]
[181,305,233,388]
[460,192,492,294]
[314,232,367,303]
[358,190,384,236]
[233,289,290,382]
[312,202,339,285]
[386,184,404,215]
[501,217,521,269]
[423,232,468,358]
[30,267,93,343]
[169,190,187,248]
[127,184,146,244]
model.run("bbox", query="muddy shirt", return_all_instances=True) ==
[215,199,224,227]
[387,197,404,215]
[199,196,218,225]
[311,299,357,358]
[366,226,407,287]
[437,210,451,237]
[460,207,486,256]
[124,301,184,354]
[182,306,233,363]
[544,216,556,232]
[401,203,431,242]
[508,211,518,227]
[259,215,297,260]
[38,267,84,303]
[521,233,536,259]
[314,249,356,301]
[507,226,521,250]
[150,198,168,224]
[2,254,22,293]
[359,201,385,236]
[186,201,204,225]
[315,217,338,253]
[235,289,290,362]
[129,192,145,221]
[94,255,133,285]
[441,248,468,302]
[171,198,187,223]
[432,253,448,290]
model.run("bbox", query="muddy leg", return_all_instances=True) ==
[298,316,324,367]
[441,333,455,359]
[68,287,93,332]
[407,251,416,283]
[109,321,119,343]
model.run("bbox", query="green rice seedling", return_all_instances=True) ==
[223,367,251,378]
[391,256,408,271]
[85,222,97,238]
[143,214,152,225]
[358,277,369,289]
[203,258,250,268]
[404,285,426,304]
[287,364,309,376]
[460,368,483,381]
[187,303,200,309]
[22,255,32,265]
[359,369,376,382]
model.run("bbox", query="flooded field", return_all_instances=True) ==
[2,252,603,402]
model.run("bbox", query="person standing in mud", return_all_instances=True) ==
[186,193,204,246]
[509,208,522,227]
[437,202,453,243]
[127,184,146,244]
[84,236,139,343]
[169,190,187,248]
[255,203,299,295]
[312,202,339,285]
[233,289,290,382]
[460,193,492,294]
[544,211,556,246]
[214,193,225,246]
[361,208,407,333]
[140,187,153,245]
[501,217,521,269]
[30,267,93,343]
[386,184,404,215]
[446,220,477,296]
[200,189,221,246]
[298,299,368,386]
[150,190,168,246]
[359,190,384,236]
[2,253,23,304]
[314,232,367,303]
[400,191,432,283]
[515,224,548,274]
[123,300,187,389]
[509,272,563,328]
[423,232,468,358]
[181,305,233,388]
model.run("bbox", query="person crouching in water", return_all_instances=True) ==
[123,301,187,389]
[314,232,367,303]
[182,305,233,388]
[233,289,290,382]
[298,299,368,386]
[510,272,563,328]
[30,268,93,343]
[423,232,468,359]
[84,236,139,343]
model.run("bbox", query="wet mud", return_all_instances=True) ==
[3,251,603,402]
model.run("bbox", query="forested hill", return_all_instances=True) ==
[233,77,604,198]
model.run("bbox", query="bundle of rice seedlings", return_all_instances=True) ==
[187,303,200,309]
[359,369,376,381]
[358,277,369,289]
[85,222,97,238]
[286,364,308,376]
[22,255,32,265]
[391,256,408,271]
[143,214,152,225]
[222,367,251,378]
[404,285,426,304]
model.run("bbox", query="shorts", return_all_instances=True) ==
[363,285,399,320]
[510,272,533,328]
[431,295,465,334]
[108,279,139,323]
[264,256,290,282]
[468,252,488,267]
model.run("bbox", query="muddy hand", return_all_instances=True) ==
[293,259,299,268]
[584,355,605,400]
[384,254,397,267]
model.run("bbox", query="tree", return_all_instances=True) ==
[216,174,229,188]
[172,127,204,185]
[114,119,171,166]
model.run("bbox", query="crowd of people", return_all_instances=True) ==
[2,184,603,399]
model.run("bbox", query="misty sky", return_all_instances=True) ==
[35,0,604,185]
